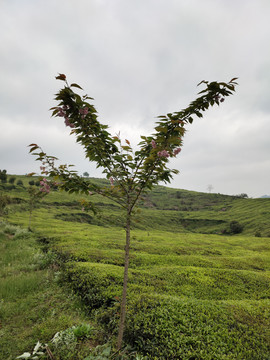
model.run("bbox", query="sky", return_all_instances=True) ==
[1,0,270,198]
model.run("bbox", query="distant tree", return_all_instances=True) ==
[8,176,16,184]
[29,180,35,186]
[83,172,89,177]
[237,193,248,198]
[0,169,7,183]
[29,74,237,349]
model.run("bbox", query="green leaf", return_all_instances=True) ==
[70,83,83,90]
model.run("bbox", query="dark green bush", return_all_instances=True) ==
[229,220,244,234]
[255,230,262,237]
[8,176,16,184]
[16,179,24,186]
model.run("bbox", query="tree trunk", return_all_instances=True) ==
[116,211,131,350]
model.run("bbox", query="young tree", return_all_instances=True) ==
[29,74,237,349]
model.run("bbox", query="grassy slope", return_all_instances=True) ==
[0,223,96,360]
[2,176,270,358]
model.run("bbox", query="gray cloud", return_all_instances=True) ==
[1,0,269,197]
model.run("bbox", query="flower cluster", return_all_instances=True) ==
[157,150,170,158]
[214,95,225,103]
[40,178,50,193]
[173,147,181,156]
[56,106,75,128]
[79,107,89,118]
[56,105,89,128]
[151,139,157,148]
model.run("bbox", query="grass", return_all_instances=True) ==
[0,223,96,360]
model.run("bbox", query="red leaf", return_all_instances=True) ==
[55,73,66,81]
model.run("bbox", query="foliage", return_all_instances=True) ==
[125,295,269,360]
[2,184,270,358]
[0,169,7,183]
[0,223,93,360]
[72,323,94,340]
[229,220,244,234]
[0,192,11,216]
[51,327,77,357]
[8,176,16,184]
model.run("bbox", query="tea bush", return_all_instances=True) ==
[125,295,269,360]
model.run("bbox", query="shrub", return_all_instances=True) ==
[17,179,24,186]
[229,220,243,234]
[28,180,35,186]
[0,193,11,216]
[51,328,77,359]
[125,295,269,359]
[72,323,94,340]
[8,176,16,184]
[63,262,123,310]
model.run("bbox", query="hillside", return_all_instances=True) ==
[2,175,270,236]
[1,174,270,359]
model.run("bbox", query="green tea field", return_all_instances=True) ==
[1,176,270,359]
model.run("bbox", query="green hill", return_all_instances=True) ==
[2,174,270,236]
[1,175,270,359]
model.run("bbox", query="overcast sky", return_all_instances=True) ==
[1,0,269,197]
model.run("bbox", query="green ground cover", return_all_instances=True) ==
[0,223,100,360]
[1,177,270,359]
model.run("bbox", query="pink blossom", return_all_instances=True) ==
[88,191,93,195]
[64,117,75,128]
[40,178,50,193]
[57,107,66,117]
[157,150,170,158]
[151,139,157,148]
[109,176,114,186]
[173,148,181,156]
[79,107,89,118]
